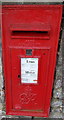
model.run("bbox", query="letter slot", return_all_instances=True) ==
[11,23,50,39]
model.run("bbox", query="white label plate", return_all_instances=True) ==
[21,58,38,84]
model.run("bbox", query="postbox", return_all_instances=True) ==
[2,3,62,117]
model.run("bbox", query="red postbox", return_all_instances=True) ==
[2,4,62,117]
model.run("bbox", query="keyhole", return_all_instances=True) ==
[18,75,21,78]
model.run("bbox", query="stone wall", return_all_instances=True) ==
[50,40,62,118]
[1,0,63,3]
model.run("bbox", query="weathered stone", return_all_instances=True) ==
[0,66,2,74]
[0,110,2,116]
[51,106,62,113]
[0,57,1,65]
[2,111,6,116]
[51,98,62,107]
[49,112,62,118]
[0,116,2,120]
[53,88,62,99]
[0,103,2,111]
[2,103,6,111]
[1,90,5,103]
[54,79,62,89]
[1,0,63,3]
[56,66,62,77]
[0,75,3,89]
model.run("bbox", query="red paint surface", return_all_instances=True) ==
[2,5,62,117]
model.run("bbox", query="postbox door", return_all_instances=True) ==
[11,48,50,112]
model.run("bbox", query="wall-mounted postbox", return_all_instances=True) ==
[2,4,62,117]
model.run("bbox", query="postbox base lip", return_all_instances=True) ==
[6,111,49,118]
